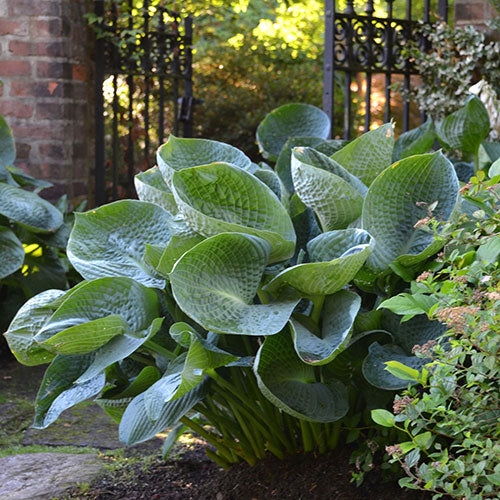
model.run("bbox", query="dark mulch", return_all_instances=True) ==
[79,443,433,500]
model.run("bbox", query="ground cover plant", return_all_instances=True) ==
[3,98,491,469]
[0,113,79,340]
[371,171,500,499]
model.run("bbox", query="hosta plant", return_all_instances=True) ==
[5,103,463,466]
[0,114,79,338]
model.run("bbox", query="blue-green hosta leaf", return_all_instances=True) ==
[76,318,163,383]
[34,354,105,428]
[256,104,330,161]
[157,135,253,187]
[489,157,500,178]
[289,195,321,258]
[436,95,490,154]
[68,200,171,287]
[144,325,237,420]
[291,147,366,231]
[290,290,361,365]
[134,167,178,214]
[0,226,24,278]
[0,114,15,169]
[392,118,436,162]
[382,312,446,355]
[171,162,296,263]
[332,123,394,186]
[0,183,63,233]
[119,381,207,445]
[155,215,205,277]
[76,320,162,384]
[264,229,374,296]
[362,342,427,390]
[4,289,65,366]
[253,168,283,200]
[254,328,348,422]
[275,137,342,194]
[36,278,160,346]
[363,152,459,273]
[39,315,128,355]
[170,233,300,335]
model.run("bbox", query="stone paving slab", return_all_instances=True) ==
[0,452,104,500]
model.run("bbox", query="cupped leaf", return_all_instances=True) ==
[362,342,427,390]
[144,325,237,420]
[0,114,15,168]
[119,381,207,445]
[489,157,500,178]
[257,104,330,161]
[4,289,65,366]
[68,200,172,287]
[291,290,361,365]
[381,312,446,355]
[157,136,253,187]
[34,353,105,428]
[254,328,348,422]
[0,226,24,278]
[264,229,374,296]
[0,183,63,233]
[253,168,283,200]
[392,118,436,162]
[331,123,394,186]
[37,277,160,343]
[134,166,178,214]
[363,152,459,273]
[291,147,366,231]
[170,233,300,335]
[436,95,490,154]
[171,162,296,263]
[275,137,343,194]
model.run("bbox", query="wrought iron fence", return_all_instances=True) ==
[94,0,194,205]
[323,0,449,139]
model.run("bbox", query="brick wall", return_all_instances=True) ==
[0,0,93,203]
[455,0,498,32]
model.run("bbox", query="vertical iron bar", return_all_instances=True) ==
[384,1,394,123]
[343,3,355,140]
[158,6,166,145]
[403,0,412,131]
[111,2,119,200]
[323,0,334,137]
[143,0,150,163]
[172,15,180,136]
[127,0,135,198]
[423,0,430,22]
[183,15,193,138]
[344,73,352,140]
[94,0,105,206]
[364,1,374,132]
[438,0,448,22]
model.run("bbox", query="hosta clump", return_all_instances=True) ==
[0,114,78,338]
[5,103,462,466]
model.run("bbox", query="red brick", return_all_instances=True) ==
[36,41,66,58]
[38,142,65,160]
[33,18,70,38]
[11,123,64,140]
[8,41,34,57]
[0,19,28,36]
[0,100,34,119]
[36,102,70,120]
[36,61,72,79]
[0,60,31,77]
[72,64,87,82]
[9,0,60,17]
[15,142,31,160]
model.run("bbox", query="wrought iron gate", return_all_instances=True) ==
[94,0,194,205]
[323,0,449,139]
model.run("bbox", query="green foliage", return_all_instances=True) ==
[4,103,464,467]
[404,22,500,121]
[373,176,500,499]
[0,114,80,338]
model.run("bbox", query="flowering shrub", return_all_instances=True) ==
[372,172,500,499]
